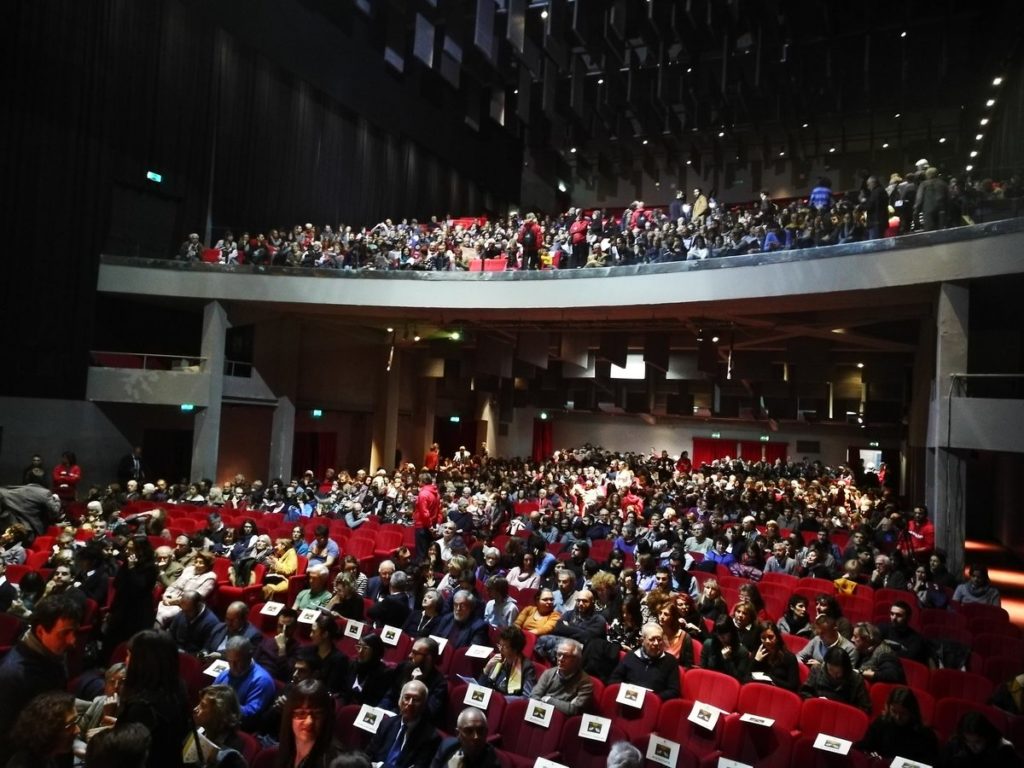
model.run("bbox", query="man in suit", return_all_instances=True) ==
[436,590,488,649]
[0,560,18,612]
[367,560,397,601]
[369,570,414,629]
[117,445,146,488]
[369,679,440,768]
[384,638,448,726]
[429,707,500,768]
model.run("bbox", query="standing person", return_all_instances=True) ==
[414,473,441,561]
[104,535,158,654]
[568,209,590,269]
[423,443,440,472]
[118,445,147,488]
[864,176,890,239]
[52,450,82,503]
[517,213,543,270]
[116,630,192,768]
[914,167,949,231]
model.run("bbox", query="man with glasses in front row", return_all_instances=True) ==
[529,638,594,715]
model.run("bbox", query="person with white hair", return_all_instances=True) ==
[607,741,643,768]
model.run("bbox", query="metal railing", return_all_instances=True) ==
[949,373,1024,399]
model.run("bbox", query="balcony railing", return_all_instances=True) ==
[91,351,205,372]
[950,373,1024,400]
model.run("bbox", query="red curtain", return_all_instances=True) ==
[532,419,553,463]
[292,432,337,480]
[739,440,763,461]
[692,438,733,467]
[764,442,788,464]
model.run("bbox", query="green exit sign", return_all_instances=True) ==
[146,170,163,183]
[710,431,721,439]
[869,441,880,448]
[760,435,770,442]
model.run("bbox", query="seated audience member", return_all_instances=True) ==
[480,625,537,697]
[530,638,595,715]
[367,680,441,768]
[277,679,342,768]
[193,684,249,763]
[437,590,489,649]
[701,615,753,684]
[212,636,277,732]
[308,613,349,694]
[856,686,938,765]
[383,638,448,727]
[339,633,395,709]
[990,671,1024,716]
[534,589,606,662]
[799,646,870,712]
[155,550,217,627]
[293,563,333,611]
[514,588,561,635]
[306,524,340,570]
[404,588,446,637]
[366,560,397,601]
[261,537,298,601]
[430,707,500,768]
[877,600,932,665]
[797,614,857,668]
[254,607,301,682]
[5,690,81,768]
[696,578,728,622]
[869,554,908,591]
[368,570,414,629]
[751,621,800,692]
[944,710,1024,767]
[609,623,681,700]
[505,551,543,590]
[85,722,152,768]
[168,591,227,655]
[325,571,365,620]
[483,575,519,629]
[953,565,1002,606]
[851,621,905,683]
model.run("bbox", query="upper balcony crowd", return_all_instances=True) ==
[173,166,1022,273]
[0,441,1021,767]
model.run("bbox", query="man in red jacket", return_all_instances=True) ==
[568,209,590,269]
[414,473,441,560]
[517,213,543,270]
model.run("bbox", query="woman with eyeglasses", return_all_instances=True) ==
[5,690,80,768]
[338,633,394,709]
[278,679,340,768]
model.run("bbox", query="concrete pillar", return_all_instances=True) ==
[370,348,401,472]
[269,396,295,481]
[412,378,437,468]
[925,282,969,574]
[191,301,228,481]
[476,392,498,457]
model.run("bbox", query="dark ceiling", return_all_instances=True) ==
[303,0,1023,194]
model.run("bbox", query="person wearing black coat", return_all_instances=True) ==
[609,624,681,700]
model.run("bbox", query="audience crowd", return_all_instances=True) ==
[173,167,1022,271]
[1,443,1021,768]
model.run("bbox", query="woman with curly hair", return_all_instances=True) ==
[6,690,80,768]
[193,684,248,761]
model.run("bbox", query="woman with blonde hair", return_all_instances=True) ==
[262,538,298,601]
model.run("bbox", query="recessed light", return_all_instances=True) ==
[986,99,996,107]
[779,151,785,157]
[882,142,889,149]
[829,147,836,153]
[413,335,421,342]
[970,150,978,157]
[540,9,548,19]
[686,67,692,73]
[718,131,725,138]
[857,362,864,369]
[686,159,692,165]
[894,112,901,118]
[980,118,989,126]
[976,134,984,141]
[597,78,604,85]
[900,31,907,38]
[642,139,648,145]
[993,77,1003,86]
[802,123,809,128]
[939,137,946,143]
[966,164,973,171]
[386,327,394,333]
[570,147,577,153]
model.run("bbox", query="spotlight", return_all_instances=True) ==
[642,139,649,145]
[900,31,907,39]
[802,123,809,128]
[413,334,421,342]
[894,112,901,118]
[779,151,785,157]
[718,131,725,138]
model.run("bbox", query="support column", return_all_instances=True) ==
[476,392,498,458]
[370,348,401,472]
[269,397,295,481]
[925,282,969,574]
[412,378,437,468]
[191,301,228,481]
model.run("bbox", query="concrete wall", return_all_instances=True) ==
[0,398,130,487]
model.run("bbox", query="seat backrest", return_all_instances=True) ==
[867,683,935,726]
[500,698,566,758]
[736,682,802,732]
[445,683,506,738]
[929,667,995,703]
[559,716,628,768]
[717,713,795,768]
[596,684,662,741]
[798,698,869,742]
[899,657,931,690]
[932,697,1009,742]
[681,668,741,712]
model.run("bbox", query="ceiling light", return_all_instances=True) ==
[779,151,785,157]
[686,67,692,73]
[686,159,692,165]
[986,99,996,107]
[711,335,720,343]
[539,411,548,420]
[570,146,577,153]
[386,327,394,333]
[829,147,836,153]
[857,362,864,369]
[831,328,846,334]
[966,164,973,171]
[597,78,604,85]
[939,137,946,143]
[802,123,809,128]
[900,31,907,38]
[655,181,660,187]
[450,331,461,341]
[894,112,901,118]
[642,139,649,145]
[718,131,725,138]
[993,77,1003,86]
[976,134,984,141]
[980,118,989,126]
[540,9,548,19]
[513,89,518,95]
[970,150,978,158]
[413,334,421,342]
[882,142,889,148]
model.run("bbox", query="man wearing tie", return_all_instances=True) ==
[369,680,440,768]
